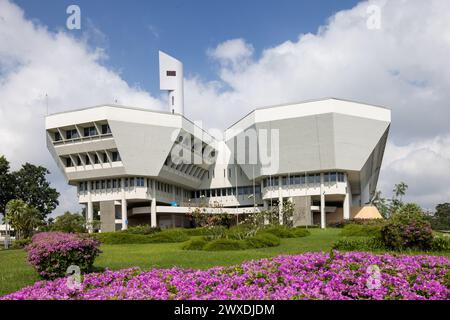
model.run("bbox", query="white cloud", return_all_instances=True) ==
[0,0,163,214]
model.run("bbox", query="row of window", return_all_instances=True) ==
[78,177,191,200]
[263,172,345,187]
[55,124,111,141]
[192,185,261,199]
[65,151,121,167]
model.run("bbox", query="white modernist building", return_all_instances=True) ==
[45,52,391,232]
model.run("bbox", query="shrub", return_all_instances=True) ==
[245,233,280,249]
[260,225,310,238]
[11,238,31,249]
[26,232,101,279]
[94,232,154,244]
[50,212,86,233]
[203,238,247,251]
[202,226,227,240]
[225,224,256,240]
[147,229,189,243]
[182,238,208,250]
[123,225,161,235]
[381,204,433,250]
[340,224,382,237]
[332,238,385,251]
[183,228,209,236]
[94,229,189,245]
[430,236,450,252]
[329,219,383,228]
[292,228,311,237]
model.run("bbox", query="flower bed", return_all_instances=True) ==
[2,252,449,300]
[26,232,101,279]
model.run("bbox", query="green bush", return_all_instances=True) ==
[292,228,311,237]
[203,238,247,251]
[260,225,310,238]
[329,219,383,228]
[181,238,208,250]
[148,229,189,243]
[225,224,255,240]
[245,233,280,249]
[430,236,450,252]
[183,228,209,236]
[94,232,154,244]
[11,238,31,249]
[340,224,382,237]
[94,228,189,244]
[202,226,227,240]
[123,225,161,235]
[332,237,385,251]
[381,204,434,250]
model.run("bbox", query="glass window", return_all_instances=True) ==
[65,158,73,167]
[324,173,330,183]
[112,151,121,162]
[94,154,99,164]
[101,180,106,189]
[107,180,111,189]
[96,181,100,189]
[129,178,134,187]
[54,132,61,141]
[85,155,90,165]
[101,124,111,135]
[307,174,316,184]
[77,156,82,166]
[330,172,337,182]
[84,127,97,137]
[79,182,84,191]
[238,187,245,195]
[112,180,117,188]
[338,172,345,182]
[282,176,289,185]
[103,153,108,163]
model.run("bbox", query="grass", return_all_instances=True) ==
[0,228,448,297]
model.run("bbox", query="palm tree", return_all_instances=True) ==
[6,199,42,239]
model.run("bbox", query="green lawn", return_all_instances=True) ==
[0,228,448,297]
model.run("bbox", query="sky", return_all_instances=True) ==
[1,0,450,215]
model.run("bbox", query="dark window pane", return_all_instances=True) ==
[166,70,176,76]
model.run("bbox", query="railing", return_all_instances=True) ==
[53,133,113,145]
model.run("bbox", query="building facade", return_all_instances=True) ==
[45,52,391,232]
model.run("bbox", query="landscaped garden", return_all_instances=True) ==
[0,165,449,300]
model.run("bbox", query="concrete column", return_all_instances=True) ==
[343,174,350,220]
[121,178,127,230]
[320,173,326,229]
[278,177,283,225]
[151,180,157,227]
[87,181,94,233]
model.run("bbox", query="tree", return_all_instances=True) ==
[0,155,15,217]
[371,182,409,219]
[370,190,389,218]
[12,163,59,220]
[6,199,42,239]
[430,203,450,230]
[51,211,86,233]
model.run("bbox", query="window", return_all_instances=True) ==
[79,182,84,192]
[101,124,111,135]
[172,96,174,106]
[112,180,117,188]
[272,177,279,186]
[228,168,232,178]
[324,173,330,183]
[94,154,99,164]
[83,126,97,137]
[54,132,62,141]
[66,129,79,140]
[101,180,106,189]
[96,181,100,189]
[103,153,108,163]
[166,70,176,76]
[129,178,135,187]
[330,172,337,182]
[124,178,129,188]
[112,151,121,162]
[137,177,145,187]
[77,156,82,166]
[85,155,90,165]
[338,172,345,182]
[255,186,261,195]
[65,158,73,167]
[307,174,316,184]
[282,176,289,185]
[107,180,111,189]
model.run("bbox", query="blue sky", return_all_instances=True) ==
[15,0,360,95]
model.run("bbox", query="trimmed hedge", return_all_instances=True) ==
[94,229,189,245]
[123,225,161,235]
[260,225,310,238]
[340,224,382,237]
[181,238,208,250]
[245,233,280,249]
[203,238,247,251]
[332,237,385,251]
